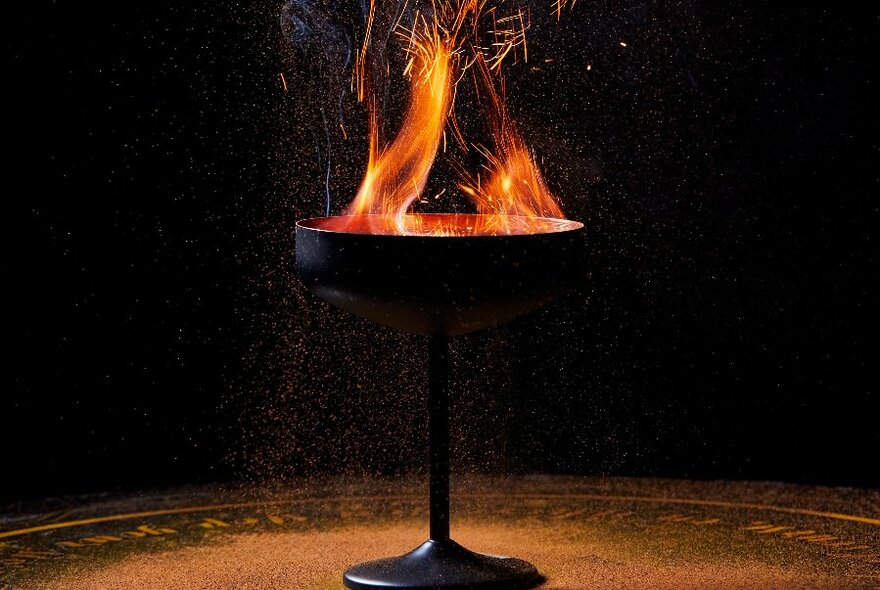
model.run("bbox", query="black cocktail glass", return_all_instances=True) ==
[296,213,584,589]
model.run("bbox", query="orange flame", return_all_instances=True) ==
[457,53,564,235]
[343,2,568,236]
[346,20,455,234]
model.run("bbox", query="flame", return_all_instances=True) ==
[342,2,568,236]
[457,54,564,234]
[346,19,455,234]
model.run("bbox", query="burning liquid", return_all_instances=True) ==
[308,214,581,236]
[340,2,569,236]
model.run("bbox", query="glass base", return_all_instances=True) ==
[342,539,542,590]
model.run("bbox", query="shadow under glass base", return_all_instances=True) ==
[342,539,543,590]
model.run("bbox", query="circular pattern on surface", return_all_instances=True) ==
[1,477,877,589]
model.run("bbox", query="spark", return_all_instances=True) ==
[553,0,576,21]
[354,0,376,102]
[484,7,529,70]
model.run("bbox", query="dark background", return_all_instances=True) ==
[4,1,877,503]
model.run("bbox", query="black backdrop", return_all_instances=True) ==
[4,2,877,503]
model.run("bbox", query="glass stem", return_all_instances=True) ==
[428,333,450,542]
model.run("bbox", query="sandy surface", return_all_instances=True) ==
[36,523,861,590]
